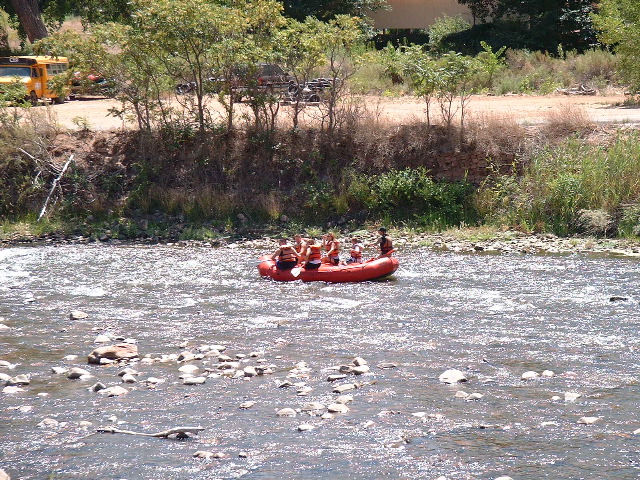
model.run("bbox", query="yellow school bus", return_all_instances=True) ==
[0,55,69,104]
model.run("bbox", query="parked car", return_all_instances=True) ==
[175,63,294,100]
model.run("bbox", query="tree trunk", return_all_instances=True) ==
[10,0,48,42]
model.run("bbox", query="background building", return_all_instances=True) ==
[369,0,472,29]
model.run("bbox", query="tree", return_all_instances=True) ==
[281,0,386,22]
[1,0,137,46]
[456,0,497,24]
[434,52,477,142]
[313,15,364,137]
[7,0,47,42]
[593,0,640,92]
[400,45,438,126]
[278,18,329,129]
[428,14,471,53]
[455,0,598,52]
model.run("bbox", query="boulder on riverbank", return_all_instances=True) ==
[0,468,10,480]
[88,344,139,364]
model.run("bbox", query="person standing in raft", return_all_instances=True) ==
[271,238,300,270]
[347,237,364,264]
[302,237,322,270]
[377,227,394,258]
[322,232,341,265]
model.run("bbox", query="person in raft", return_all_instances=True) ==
[322,232,341,265]
[377,227,394,258]
[302,237,323,270]
[293,234,308,259]
[271,238,300,270]
[347,236,364,264]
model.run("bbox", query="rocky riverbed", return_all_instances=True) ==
[1,242,639,479]
[3,227,640,258]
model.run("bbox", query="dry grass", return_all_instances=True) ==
[466,112,527,158]
[541,103,595,139]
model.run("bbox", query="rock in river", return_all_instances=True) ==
[69,310,89,320]
[564,392,582,403]
[302,402,325,412]
[276,408,297,417]
[88,344,138,364]
[333,383,357,393]
[2,386,25,394]
[352,365,370,375]
[353,357,368,366]
[327,403,349,414]
[193,450,215,460]
[243,366,258,377]
[121,374,137,384]
[578,416,600,425]
[439,369,467,384]
[178,364,199,374]
[7,374,30,386]
[67,367,92,379]
[183,376,206,385]
[98,386,129,397]
[0,467,9,480]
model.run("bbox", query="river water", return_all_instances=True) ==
[0,243,639,480]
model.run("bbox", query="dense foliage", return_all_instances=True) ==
[454,0,599,53]
[593,0,640,93]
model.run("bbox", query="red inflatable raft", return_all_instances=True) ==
[257,255,399,283]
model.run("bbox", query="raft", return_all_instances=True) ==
[257,255,399,283]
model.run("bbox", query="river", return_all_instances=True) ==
[1,243,639,479]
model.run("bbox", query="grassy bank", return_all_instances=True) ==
[2,99,640,243]
[477,132,640,237]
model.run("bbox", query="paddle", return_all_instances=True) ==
[291,266,302,277]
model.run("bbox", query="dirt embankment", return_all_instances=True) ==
[47,93,640,131]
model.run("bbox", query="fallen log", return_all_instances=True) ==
[96,426,205,438]
[37,154,74,221]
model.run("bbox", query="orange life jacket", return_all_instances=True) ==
[380,236,393,254]
[279,245,297,262]
[307,244,322,262]
[350,243,363,260]
[326,240,340,257]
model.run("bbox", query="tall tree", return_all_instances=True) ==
[593,0,640,91]
[8,0,48,41]
[282,0,385,21]
[456,0,497,23]
[454,0,598,52]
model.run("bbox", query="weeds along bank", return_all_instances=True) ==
[0,117,499,238]
[2,104,640,242]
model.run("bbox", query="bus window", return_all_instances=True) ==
[0,66,31,77]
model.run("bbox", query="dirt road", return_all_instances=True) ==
[47,93,640,131]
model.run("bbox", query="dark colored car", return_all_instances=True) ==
[176,63,294,98]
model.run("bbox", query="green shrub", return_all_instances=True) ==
[569,48,618,85]
[428,15,471,54]
[358,167,476,227]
